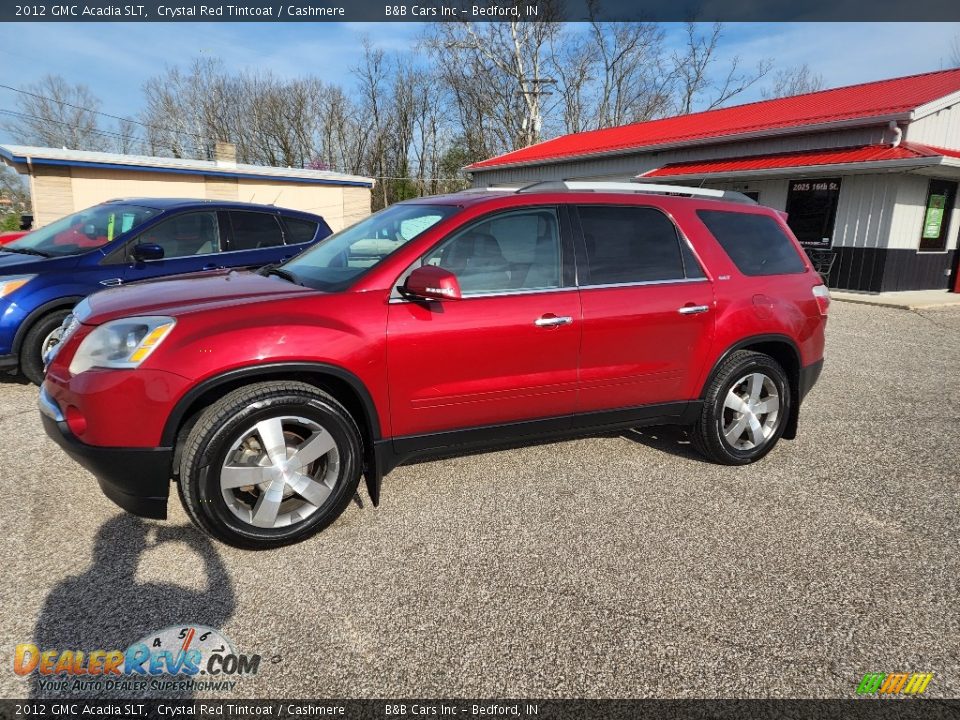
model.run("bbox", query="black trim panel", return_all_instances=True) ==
[799,358,824,403]
[698,333,802,400]
[377,401,698,479]
[0,353,17,369]
[41,412,172,519]
[161,361,382,447]
[827,247,954,292]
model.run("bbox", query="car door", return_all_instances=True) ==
[574,204,715,415]
[221,210,294,268]
[118,210,226,284]
[386,206,581,443]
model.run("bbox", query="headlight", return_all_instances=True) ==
[69,316,176,375]
[0,275,35,298]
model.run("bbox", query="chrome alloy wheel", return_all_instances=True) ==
[41,327,62,362]
[721,372,781,451]
[219,416,340,529]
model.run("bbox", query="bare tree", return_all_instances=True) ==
[762,64,825,99]
[1,75,108,150]
[671,23,772,114]
[427,3,561,151]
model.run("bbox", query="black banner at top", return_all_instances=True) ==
[3,0,960,22]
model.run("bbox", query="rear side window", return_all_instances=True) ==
[283,217,319,244]
[229,212,284,250]
[577,205,686,284]
[698,210,806,276]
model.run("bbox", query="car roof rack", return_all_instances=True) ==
[514,180,757,204]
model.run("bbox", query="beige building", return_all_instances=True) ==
[0,144,374,231]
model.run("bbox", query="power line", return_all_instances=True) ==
[0,82,208,144]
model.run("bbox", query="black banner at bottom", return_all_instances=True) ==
[3,700,960,720]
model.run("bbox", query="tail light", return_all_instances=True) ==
[812,284,831,316]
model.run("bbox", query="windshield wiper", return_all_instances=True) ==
[2,247,51,258]
[257,263,301,285]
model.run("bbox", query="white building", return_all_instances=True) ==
[468,69,960,293]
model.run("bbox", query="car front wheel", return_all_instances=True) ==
[20,309,71,386]
[691,350,791,465]
[178,381,363,549]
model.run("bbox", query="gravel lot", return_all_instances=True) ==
[2,301,959,699]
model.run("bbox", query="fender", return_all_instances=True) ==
[161,362,385,506]
[12,296,85,355]
[699,333,803,439]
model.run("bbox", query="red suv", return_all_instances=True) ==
[41,182,829,549]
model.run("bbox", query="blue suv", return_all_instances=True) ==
[0,198,332,384]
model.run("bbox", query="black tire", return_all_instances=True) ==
[691,350,792,465]
[20,309,71,386]
[178,381,363,549]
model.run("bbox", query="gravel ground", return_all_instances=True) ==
[2,301,958,700]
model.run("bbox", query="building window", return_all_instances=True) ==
[785,178,842,249]
[918,179,957,253]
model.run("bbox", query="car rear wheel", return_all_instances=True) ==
[178,381,363,549]
[691,350,791,465]
[20,309,71,386]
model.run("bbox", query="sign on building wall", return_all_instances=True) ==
[784,178,842,248]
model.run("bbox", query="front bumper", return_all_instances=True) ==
[40,386,173,519]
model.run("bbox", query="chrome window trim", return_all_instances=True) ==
[578,277,710,291]
[388,285,576,304]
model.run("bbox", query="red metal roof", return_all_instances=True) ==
[468,69,960,171]
[639,142,955,178]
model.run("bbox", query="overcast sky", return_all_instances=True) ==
[0,21,958,145]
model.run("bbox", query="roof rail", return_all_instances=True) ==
[515,180,757,204]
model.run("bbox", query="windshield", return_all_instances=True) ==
[282,203,459,290]
[5,203,159,257]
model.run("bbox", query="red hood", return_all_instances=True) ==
[82,270,320,324]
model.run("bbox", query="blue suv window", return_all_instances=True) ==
[135,212,221,258]
[6,204,157,257]
[283,216,319,244]
[229,212,284,250]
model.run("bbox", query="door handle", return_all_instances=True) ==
[535,315,573,327]
[201,264,221,271]
[99,278,123,287]
[678,304,710,315]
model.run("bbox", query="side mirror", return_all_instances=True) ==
[403,265,462,301]
[132,243,164,262]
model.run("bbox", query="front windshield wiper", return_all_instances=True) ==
[2,247,52,258]
[257,263,301,285]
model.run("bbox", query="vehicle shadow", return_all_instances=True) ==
[27,514,236,699]
[620,425,703,461]
[0,370,30,385]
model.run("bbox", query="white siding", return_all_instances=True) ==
[831,175,898,250]
[904,103,960,150]
[888,173,960,252]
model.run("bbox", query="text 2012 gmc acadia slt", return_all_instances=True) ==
[40,182,829,549]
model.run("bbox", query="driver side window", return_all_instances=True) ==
[132,212,221,259]
[422,208,561,295]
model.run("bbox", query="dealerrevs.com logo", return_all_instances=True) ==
[13,625,261,693]
[856,672,934,696]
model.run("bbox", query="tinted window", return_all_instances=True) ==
[229,212,284,250]
[283,204,458,291]
[135,212,220,259]
[423,209,561,295]
[284,217,319,244]
[698,210,806,276]
[7,203,157,257]
[578,206,685,284]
